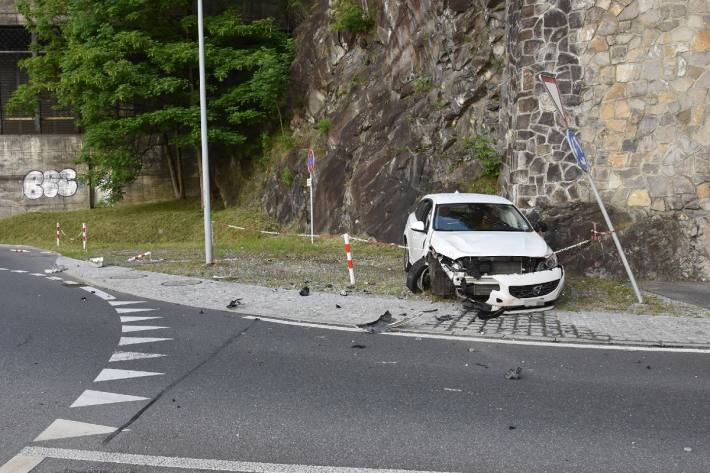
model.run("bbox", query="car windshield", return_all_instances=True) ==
[433,203,532,232]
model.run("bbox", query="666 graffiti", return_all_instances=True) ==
[22,169,79,199]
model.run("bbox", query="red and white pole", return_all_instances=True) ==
[81,223,87,251]
[56,222,60,247]
[343,233,355,286]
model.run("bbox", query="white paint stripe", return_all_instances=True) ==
[80,286,116,301]
[109,300,147,307]
[242,315,363,332]
[71,389,149,407]
[34,419,119,442]
[0,454,44,473]
[116,308,157,314]
[19,447,458,473]
[45,276,63,281]
[94,368,164,382]
[0,268,8,271]
[119,316,163,323]
[109,351,166,362]
[118,337,172,346]
[30,273,45,277]
[10,270,28,273]
[121,325,168,333]
[386,331,710,354]
[244,316,710,354]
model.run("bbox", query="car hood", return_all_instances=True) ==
[430,231,550,259]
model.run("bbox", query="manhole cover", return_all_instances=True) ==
[161,280,202,286]
[110,274,148,280]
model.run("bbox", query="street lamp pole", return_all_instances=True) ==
[197,0,213,265]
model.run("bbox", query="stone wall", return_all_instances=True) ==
[502,0,710,279]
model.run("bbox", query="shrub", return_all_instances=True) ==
[280,168,294,187]
[462,135,504,177]
[331,0,374,33]
[316,119,331,134]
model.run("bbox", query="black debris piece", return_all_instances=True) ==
[226,299,243,309]
[199,310,204,314]
[81,296,87,302]
[423,308,438,313]
[357,310,393,333]
[505,367,523,380]
[476,363,489,369]
[508,425,517,430]
[646,365,651,370]
[299,286,310,296]
[351,344,367,349]
[435,314,453,322]
[325,283,334,288]
[336,304,342,309]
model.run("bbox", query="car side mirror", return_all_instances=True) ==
[410,221,426,233]
[533,221,548,233]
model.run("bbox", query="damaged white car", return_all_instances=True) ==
[403,193,564,315]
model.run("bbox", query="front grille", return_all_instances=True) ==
[509,279,560,299]
[457,256,540,277]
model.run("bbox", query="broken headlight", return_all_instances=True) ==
[535,252,558,271]
[440,255,463,271]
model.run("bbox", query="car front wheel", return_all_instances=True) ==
[403,238,411,272]
[406,258,430,293]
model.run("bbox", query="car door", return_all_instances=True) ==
[407,199,433,263]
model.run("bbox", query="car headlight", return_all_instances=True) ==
[440,256,463,272]
[536,253,558,271]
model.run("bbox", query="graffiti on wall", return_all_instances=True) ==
[22,169,79,200]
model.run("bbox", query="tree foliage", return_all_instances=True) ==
[9,0,293,202]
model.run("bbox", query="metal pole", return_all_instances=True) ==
[309,174,314,244]
[586,175,644,304]
[197,0,213,265]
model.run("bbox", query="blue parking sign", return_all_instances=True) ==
[565,130,589,172]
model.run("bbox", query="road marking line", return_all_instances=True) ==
[0,268,8,271]
[19,447,459,473]
[10,270,28,273]
[71,390,150,408]
[45,276,63,281]
[242,315,363,332]
[0,454,44,473]
[94,368,164,382]
[30,273,45,277]
[109,351,166,362]
[80,286,116,301]
[242,316,710,354]
[109,300,147,306]
[121,325,168,333]
[33,419,120,442]
[120,316,163,323]
[118,336,173,346]
[116,308,157,314]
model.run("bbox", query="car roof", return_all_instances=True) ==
[421,193,514,205]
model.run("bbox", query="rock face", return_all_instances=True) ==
[265,0,507,243]
[265,0,710,280]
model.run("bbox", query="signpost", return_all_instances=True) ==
[538,72,643,304]
[197,0,213,265]
[307,149,316,244]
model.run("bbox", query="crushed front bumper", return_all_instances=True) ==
[453,267,565,313]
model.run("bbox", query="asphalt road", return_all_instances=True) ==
[1,248,709,473]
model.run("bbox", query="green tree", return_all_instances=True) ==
[9,0,293,203]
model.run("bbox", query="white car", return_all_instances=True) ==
[403,193,564,315]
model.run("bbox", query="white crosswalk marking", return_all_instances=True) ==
[116,308,157,314]
[120,316,163,323]
[80,286,116,301]
[109,300,147,306]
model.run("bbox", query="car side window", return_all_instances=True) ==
[414,199,432,222]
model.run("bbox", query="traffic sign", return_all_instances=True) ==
[565,130,589,172]
[307,148,316,175]
[539,72,569,128]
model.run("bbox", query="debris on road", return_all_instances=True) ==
[81,296,87,302]
[467,347,476,352]
[44,265,67,274]
[505,367,523,380]
[226,299,243,309]
[435,314,454,322]
[422,308,438,313]
[339,289,348,296]
[128,251,152,262]
[684,447,693,452]
[336,304,342,309]
[351,344,367,349]
[443,388,463,392]
[299,286,310,296]
[476,363,489,369]
[89,257,104,268]
[357,310,393,333]
[508,425,517,430]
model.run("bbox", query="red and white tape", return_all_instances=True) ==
[343,233,355,285]
[56,222,61,247]
[81,223,87,251]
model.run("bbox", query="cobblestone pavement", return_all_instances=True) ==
[396,309,710,348]
[31,250,710,349]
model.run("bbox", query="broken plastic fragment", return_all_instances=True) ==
[299,286,310,296]
[357,310,393,333]
[89,257,104,268]
[226,299,243,309]
[505,367,522,380]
